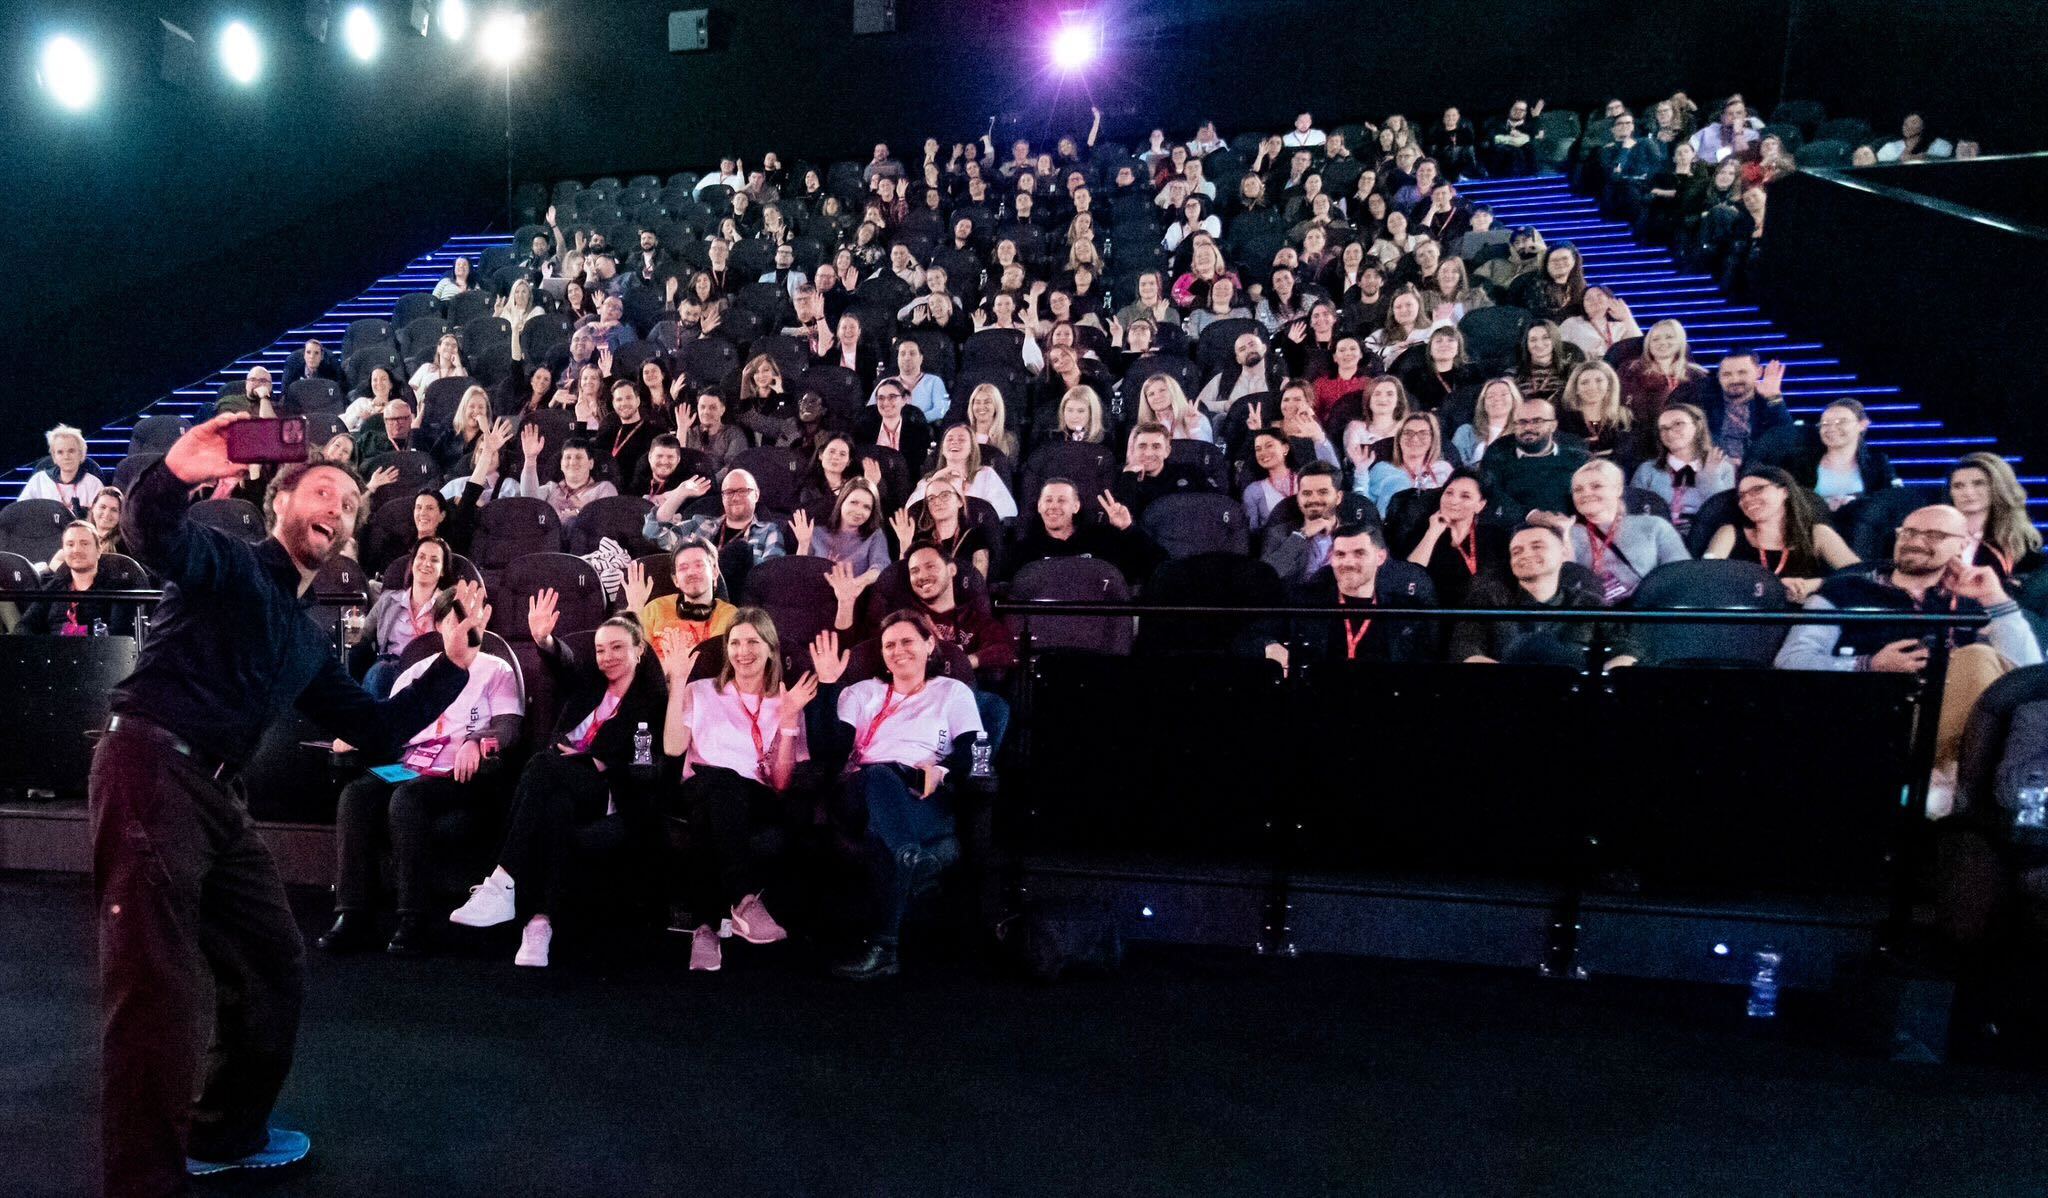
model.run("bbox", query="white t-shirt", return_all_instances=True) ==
[836,676,983,769]
[681,678,810,781]
[388,653,524,774]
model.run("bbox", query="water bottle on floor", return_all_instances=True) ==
[1747,947,1780,1019]
[2014,768,2048,833]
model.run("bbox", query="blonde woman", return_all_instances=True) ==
[964,384,1018,461]
[494,277,543,361]
[1134,373,1214,445]
[1050,385,1106,445]
[445,385,497,473]
[1558,360,1632,463]
[1365,412,1454,515]
[1453,377,1522,466]
[408,333,466,395]
[1619,318,1706,428]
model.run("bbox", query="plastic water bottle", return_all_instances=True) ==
[632,722,654,768]
[91,617,108,638]
[1747,948,1781,1019]
[969,732,993,780]
[2016,769,2048,833]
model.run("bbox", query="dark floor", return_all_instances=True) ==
[6,874,2048,1198]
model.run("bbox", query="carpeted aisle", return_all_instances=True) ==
[4,874,2046,1197]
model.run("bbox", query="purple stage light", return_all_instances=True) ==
[1049,12,1100,72]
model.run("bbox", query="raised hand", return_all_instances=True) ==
[780,671,820,729]
[527,587,560,646]
[810,629,848,685]
[1945,560,2011,608]
[164,412,252,486]
[1097,492,1133,531]
[677,474,713,500]
[789,507,816,554]
[861,456,884,487]
[826,559,875,607]
[365,465,402,494]
[622,559,654,613]
[545,204,558,226]
[889,508,917,552]
[674,402,698,434]
[438,578,490,669]
[657,625,699,684]
[1758,360,1786,400]
[1244,404,1264,431]
[521,423,545,461]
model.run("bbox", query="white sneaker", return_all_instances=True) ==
[449,869,516,927]
[514,918,552,968]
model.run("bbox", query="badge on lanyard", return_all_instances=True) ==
[402,737,451,773]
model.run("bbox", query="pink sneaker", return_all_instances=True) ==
[690,924,722,971]
[729,893,788,944]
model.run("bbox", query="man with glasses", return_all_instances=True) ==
[1481,397,1589,518]
[645,467,787,563]
[1598,111,1664,221]
[1776,503,2040,815]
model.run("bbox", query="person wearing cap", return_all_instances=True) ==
[1475,226,1546,291]
[1449,204,1510,263]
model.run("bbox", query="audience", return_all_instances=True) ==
[13,95,2034,983]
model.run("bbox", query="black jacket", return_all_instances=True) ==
[1272,561,1440,664]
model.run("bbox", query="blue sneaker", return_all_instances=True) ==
[186,1127,311,1176]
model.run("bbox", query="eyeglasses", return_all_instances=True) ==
[721,487,757,498]
[1894,528,1965,544]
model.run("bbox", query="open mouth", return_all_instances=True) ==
[310,522,336,545]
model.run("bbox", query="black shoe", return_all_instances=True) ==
[831,940,900,981]
[315,913,378,954]
[386,915,431,957]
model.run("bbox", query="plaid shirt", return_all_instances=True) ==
[644,512,787,562]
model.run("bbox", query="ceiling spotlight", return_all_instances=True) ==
[37,35,103,111]
[343,5,382,60]
[221,20,263,85]
[1049,15,1100,73]
[439,0,470,41]
[479,9,526,66]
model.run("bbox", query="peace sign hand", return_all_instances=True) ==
[1097,491,1133,530]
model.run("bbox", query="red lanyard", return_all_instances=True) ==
[409,593,436,636]
[1339,592,1372,660]
[854,682,925,763]
[568,696,618,753]
[1452,527,1478,576]
[737,692,773,781]
[1406,463,1436,489]
[1584,518,1621,577]
[879,418,901,449]
[1744,530,1789,576]
[717,522,749,550]
[612,422,640,457]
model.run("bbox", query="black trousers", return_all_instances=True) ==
[497,752,620,917]
[90,725,305,1197]
[675,766,794,918]
[334,772,492,915]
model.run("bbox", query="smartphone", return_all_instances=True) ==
[225,416,309,464]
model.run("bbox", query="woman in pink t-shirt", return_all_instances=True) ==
[658,609,818,972]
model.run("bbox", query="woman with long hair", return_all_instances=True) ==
[1704,466,1859,600]
[355,538,456,700]
[1050,385,1107,445]
[1514,320,1579,407]
[1133,373,1215,446]
[799,433,866,515]
[1618,318,1707,430]
[1241,428,1298,532]
[1949,452,2043,577]
[1363,286,1430,367]
[901,473,992,579]
[658,612,819,971]
[910,424,1018,518]
[791,478,892,574]
[1513,243,1587,323]
[495,277,543,362]
[1628,402,1732,534]
[1557,360,1634,466]
[1453,377,1522,466]
[963,384,1018,461]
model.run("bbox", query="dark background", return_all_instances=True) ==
[1,0,2037,468]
